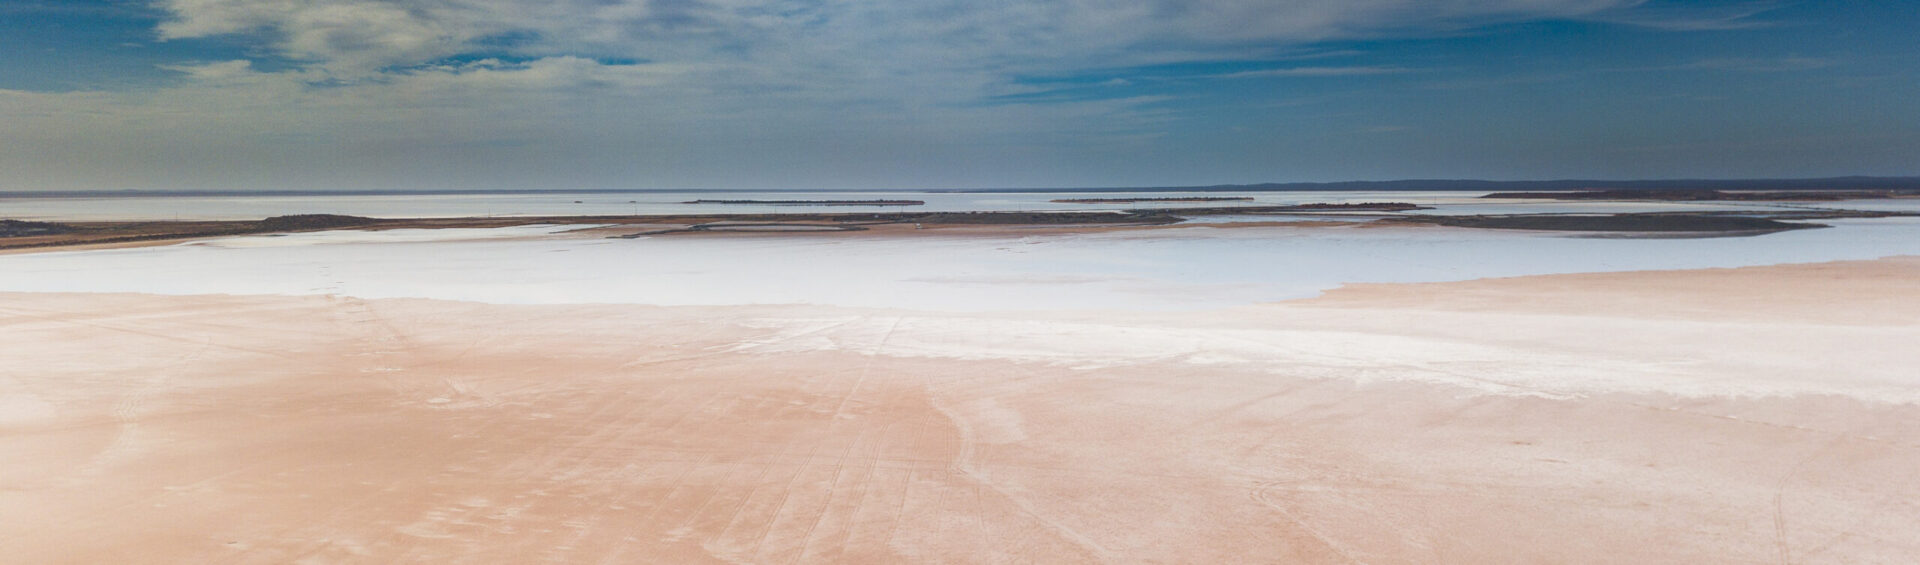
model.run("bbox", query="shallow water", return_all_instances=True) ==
[5,217,1919,311]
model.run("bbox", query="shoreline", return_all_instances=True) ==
[12,197,1912,252]
[0,205,1407,251]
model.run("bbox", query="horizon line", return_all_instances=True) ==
[5,175,1920,198]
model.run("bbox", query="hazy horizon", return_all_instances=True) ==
[6,175,1920,197]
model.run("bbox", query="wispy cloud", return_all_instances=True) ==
[1419,72,1580,90]
[117,0,1645,149]
[1581,0,1786,31]
[148,0,1646,78]
[1210,66,1414,79]
[0,1,159,18]
[1586,56,1835,75]
[1681,56,1827,72]
[1669,56,1833,72]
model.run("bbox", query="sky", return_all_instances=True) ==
[1,0,1916,191]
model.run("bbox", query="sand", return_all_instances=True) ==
[3,258,1919,563]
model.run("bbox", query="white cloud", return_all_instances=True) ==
[151,1,1648,75]
[132,0,1652,131]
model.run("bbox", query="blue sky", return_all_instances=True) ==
[1,0,1915,190]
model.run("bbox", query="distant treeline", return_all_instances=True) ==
[0,219,73,237]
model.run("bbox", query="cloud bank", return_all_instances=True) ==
[8,0,1889,190]
[151,1,1643,68]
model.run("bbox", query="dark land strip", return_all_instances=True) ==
[7,202,1918,250]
